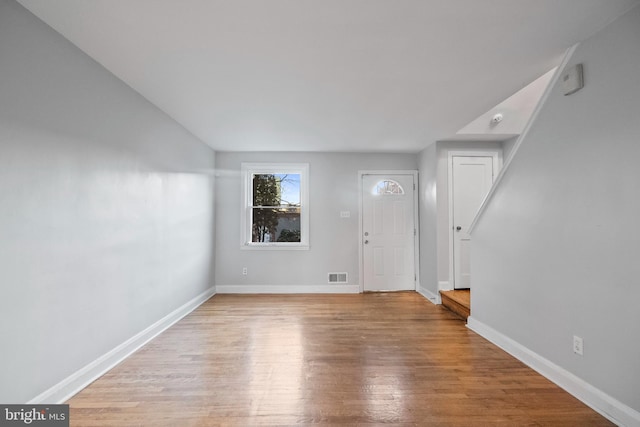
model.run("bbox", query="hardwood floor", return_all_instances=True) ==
[68,293,612,426]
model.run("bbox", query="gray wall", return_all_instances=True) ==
[501,136,519,162]
[0,0,216,402]
[215,152,417,289]
[417,144,438,297]
[472,4,640,412]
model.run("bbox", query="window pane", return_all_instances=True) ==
[251,208,301,242]
[252,173,300,207]
[375,180,404,195]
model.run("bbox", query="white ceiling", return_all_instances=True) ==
[18,0,638,153]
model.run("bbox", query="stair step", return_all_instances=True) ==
[440,290,470,320]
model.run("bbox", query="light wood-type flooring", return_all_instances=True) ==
[68,293,612,426]
[439,290,471,320]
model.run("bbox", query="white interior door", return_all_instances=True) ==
[452,156,494,289]
[362,174,416,291]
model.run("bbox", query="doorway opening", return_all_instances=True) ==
[444,151,501,316]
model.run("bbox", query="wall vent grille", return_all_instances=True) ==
[328,273,348,284]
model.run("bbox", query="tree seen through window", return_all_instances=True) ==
[251,173,301,243]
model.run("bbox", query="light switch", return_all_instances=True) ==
[340,211,350,218]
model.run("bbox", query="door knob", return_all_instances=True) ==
[456,226,462,231]
[364,240,369,244]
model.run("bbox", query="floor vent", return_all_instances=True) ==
[328,273,348,284]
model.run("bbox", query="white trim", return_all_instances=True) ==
[240,162,309,250]
[28,286,216,404]
[467,317,640,427]
[468,44,579,234]
[438,281,450,291]
[358,170,420,293]
[216,284,360,294]
[240,244,309,251]
[417,286,440,305]
[446,151,501,290]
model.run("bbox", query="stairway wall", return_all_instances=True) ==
[471,4,640,414]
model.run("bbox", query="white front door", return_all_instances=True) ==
[452,156,495,289]
[362,174,416,291]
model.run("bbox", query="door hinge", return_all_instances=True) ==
[414,229,416,236]
[413,183,416,190]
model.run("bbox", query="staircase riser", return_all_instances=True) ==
[441,296,470,320]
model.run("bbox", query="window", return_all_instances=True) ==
[241,163,309,249]
[375,180,404,195]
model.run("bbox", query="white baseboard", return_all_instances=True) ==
[438,281,450,291]
[216,284,360,294]
[28,286,216,404]
[417,286,440,305]
[467,317,640,427]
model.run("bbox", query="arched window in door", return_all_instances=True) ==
[375,180,404,195]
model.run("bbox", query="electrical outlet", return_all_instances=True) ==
[242,267,248,275]
[573,335,583,356]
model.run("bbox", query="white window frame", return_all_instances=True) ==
[240,162,309,250]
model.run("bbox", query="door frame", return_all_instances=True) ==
[358,170,420,293]
[446,151,501,291]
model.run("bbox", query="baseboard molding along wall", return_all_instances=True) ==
[216,284,360,294]
[28,286,216,405]
[417,286,440,305]
[467,317,640,427]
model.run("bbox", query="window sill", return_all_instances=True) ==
[241,243,309,251]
